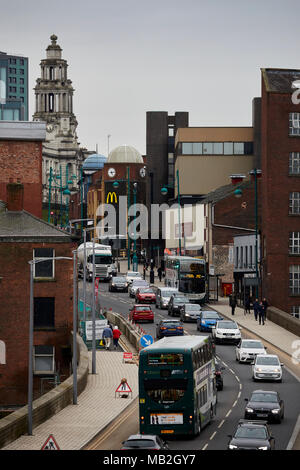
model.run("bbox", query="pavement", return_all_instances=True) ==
[3,259,300,450]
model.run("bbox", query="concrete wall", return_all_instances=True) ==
[267,307,300,338]
[0,333,89,449]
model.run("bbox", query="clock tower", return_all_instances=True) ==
[33,35,83,212]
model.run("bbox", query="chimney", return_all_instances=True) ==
[6,183,24,212]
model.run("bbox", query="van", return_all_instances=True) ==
[156,287,178,309]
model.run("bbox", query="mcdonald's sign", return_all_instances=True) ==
[106,192,118,204]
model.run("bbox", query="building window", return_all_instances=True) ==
[9,86,16,93]
[289,152,300,175]
[33,345,55,374]
[289,232,300,254]
[20,87,24,94]
[213,142,223,154]
[234,142,244,155]
[291,306,300,319]
[9,77,16,84]
[235,247,239,268]
[289,113,300,136]
[203,142,213,154]
[19,68,24,75]
[9,68,16,74]
[33,248,55,278]
[9,58,16,65]
[289,192,300,215]
[19,58,24,66]
[289,265,300,295]
[19,78,24,84]
[182,142,193,154]
[34,297,55,329]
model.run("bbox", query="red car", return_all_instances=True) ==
[135,288,156,304]
[129,304,154,323]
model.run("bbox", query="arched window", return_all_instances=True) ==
[49,67,54,80]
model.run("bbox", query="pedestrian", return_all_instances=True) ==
[253,298,259,321]
[262,298,269,321]
[229,294,237,316]
[157,267,162,282]
[113,326,122,350]
[258,301,265,325]
[102,324,113,350]
[245,296,251,314]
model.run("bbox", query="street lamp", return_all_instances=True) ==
[28,254,77,436]
[132,182,138,272]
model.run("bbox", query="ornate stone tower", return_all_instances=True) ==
[33,34,83,210]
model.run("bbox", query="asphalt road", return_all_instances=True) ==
[79,279,300,450]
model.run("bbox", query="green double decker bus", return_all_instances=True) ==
[139,336,217,437]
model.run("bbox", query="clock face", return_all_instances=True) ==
[108,167,116,178]
[140,167,146,178]
[46,124,53,133]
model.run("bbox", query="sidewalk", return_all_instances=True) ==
[118,259,165,287]
[3,349,138,450]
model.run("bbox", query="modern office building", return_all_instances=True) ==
[0,51,28,121]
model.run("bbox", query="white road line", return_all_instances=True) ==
[238,391,241,399]
[225,409,232,418]
[202,443,208,450]
[239,383,242,390]
[218,420,225,429]
[209,431,217,440]
[232,400,237,407]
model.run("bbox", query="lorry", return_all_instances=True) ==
[77,242,117,281]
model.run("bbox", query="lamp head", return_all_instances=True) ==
[161,187,168,196]
[234,188,243,198]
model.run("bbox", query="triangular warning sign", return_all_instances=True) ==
[115,381,132,393]
[41,434,60,450]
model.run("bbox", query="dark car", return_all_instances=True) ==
[244,390,284,423]
[215,358,225,391]
[108,276,128,292]
[156,319,184,339]
[197,310,223,332]
[180,303,201,322]
[228,420,275,450]
[121,434,169,450]
[168,295,190,317]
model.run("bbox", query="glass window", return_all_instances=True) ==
[34,248,54,278]
[224,142,234,154]
[19,68,24,75]
[235,427,267,440]
[9,58,16,64]
[19,78,24,84]
[289,265,300,295]
[289,113,300,136]
[289,192,300,215]
[289,152,300,175]
[144,379,187,404]
[0,67,7,101]
[9,68,16,74]
[234,142,244,154]
[203,142,213,154]
[34,298,55,329]
[193,142,202,154]
[291,306,300,319]
[289,232,300,254]
[147,353,184,365]
[34,345,55,374]
[182,143,193,154]
[213,142,223,154]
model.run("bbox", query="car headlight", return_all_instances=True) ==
[229,444,238,449]
[273,368,280,373]
[258,446,268,450]
[271,409,280,414]
[201,320,206,324]
[255,367,262,372]
[245,408,254,413]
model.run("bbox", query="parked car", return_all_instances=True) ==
[126,271,143,285]
[129,279,149,297]
[136,287,156,304]
[129,304,154,323]
[180,303,201,322]
[228,419,275,450]
[121,434,169,450]
[168,295,190,317]
[155,287,178,309]
[108,276,128,292]
[156,319,184,339]
[252,354,283,382]
[214,358,225,391]
[211,320,241,344]
[244,390,284,423]
[235,339,267,363]
[197,310,223,332]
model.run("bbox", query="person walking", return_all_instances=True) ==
[245,296,251,314]
[229,294,237,316]
[262,298,269,321]
[113,326,122,350]
[157,267,162,282]
[258,301,265,325]
[253,298,259,321]
[102,325,113,350]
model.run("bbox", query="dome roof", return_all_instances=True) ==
[83,153,107,170]
[108,145,143,164]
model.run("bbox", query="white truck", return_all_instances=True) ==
[77,242,117,281]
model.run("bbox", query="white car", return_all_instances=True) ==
[235,339,267,363]
[212,320,241,344]
[252,354,283,382]
[126,271,142,285]
[129,280,149,297]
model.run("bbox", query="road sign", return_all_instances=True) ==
[140,335,154,348]
[123,352,133,362]
[41,434,60,450]
[115,381,132,393]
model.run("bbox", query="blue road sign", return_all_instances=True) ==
[140,335,154,348]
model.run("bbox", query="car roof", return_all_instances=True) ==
[241,339,263,343]
[161,319,181,323]
[256,354,278,358]
[134,304,152,307]
[251,390,278,395]
[125,434,157,440]
[238,419,268,427]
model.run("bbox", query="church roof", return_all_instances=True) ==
[82,153,107,170]
[108,145,143,164]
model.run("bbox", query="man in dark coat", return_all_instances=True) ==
[258,301,265,325]
[229,294,237,316]
[253,298,259,321]
[262,298,269,321]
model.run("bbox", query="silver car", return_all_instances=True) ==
[252,354,283,382]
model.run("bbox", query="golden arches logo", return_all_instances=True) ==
[106,192,118,204]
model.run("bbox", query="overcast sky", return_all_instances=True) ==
[2,0,300,155]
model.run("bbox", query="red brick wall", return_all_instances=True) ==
[261,78,300,313]
[0,140,42,218]
[0,241,75,406]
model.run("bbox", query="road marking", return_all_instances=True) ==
[239,383,242,390]
[218,420,225,428]
[202,443,208,450]
[225,409,232,418]
[232,400,237,408]
[209,431,217,440]
[238,391,241,399]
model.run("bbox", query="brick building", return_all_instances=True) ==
[0,183,75,410]
[260,68,300,318]
[0,121,46,219]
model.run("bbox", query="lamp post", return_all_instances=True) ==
[250,168,262,298]
[28,254,76,436]
[132,182,138,272]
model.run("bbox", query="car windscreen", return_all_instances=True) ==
[161,322,181,327]
[241,341,263,349]
[185,305,201,311]
[135,306,151,311]
[123,440,156,448]
[174,298,188,304]
[113,277,126,283]
[255,356,280,366]
[234,426,267,439]
[161,291,177,297]
[202,312,220,319]
[132,281,147,286]
[217,322,238,329]
[94,255,112,264]
[250,393,278,403]
[139,288,154,293]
